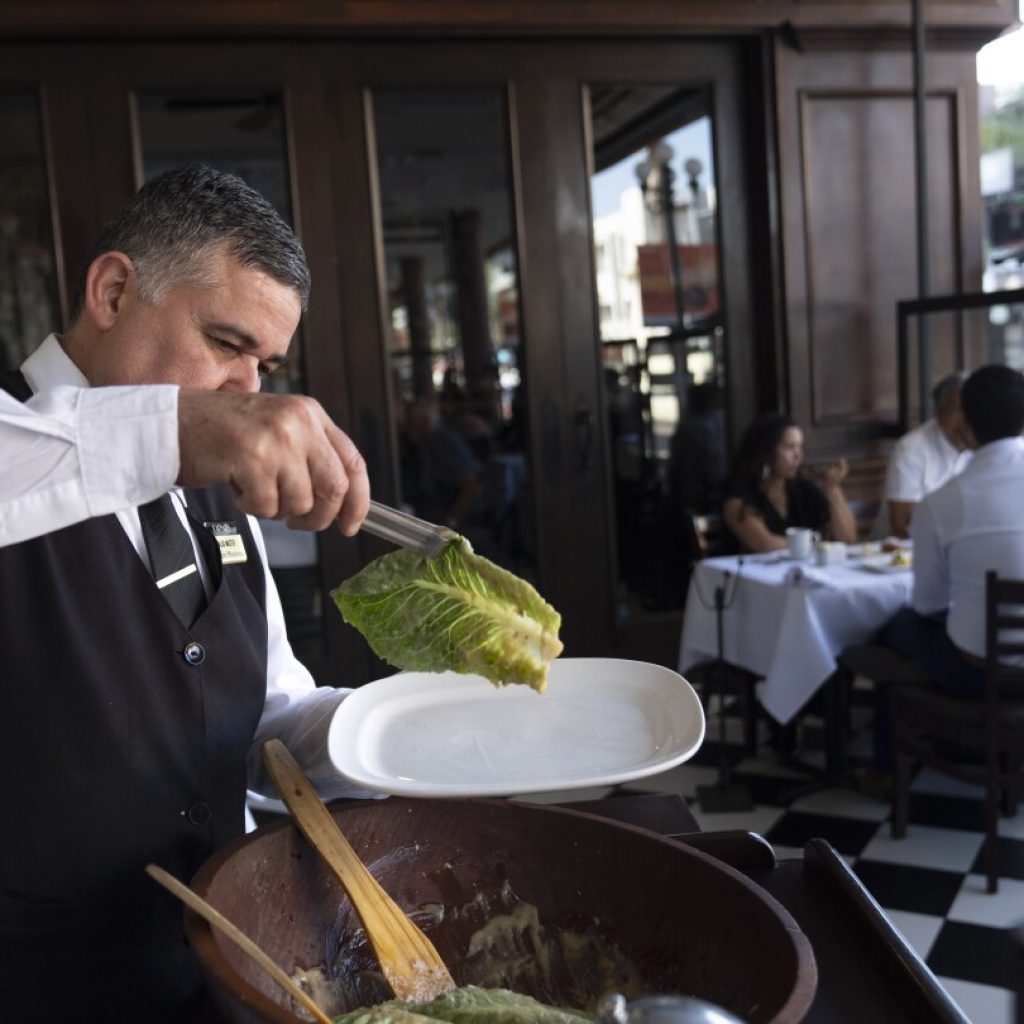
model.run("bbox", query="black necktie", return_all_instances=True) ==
[138,494,207,628]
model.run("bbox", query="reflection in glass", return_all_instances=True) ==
[134,91,324,672]
[372,90,534,580]
[589,85,726,616]
[0,93,61,371]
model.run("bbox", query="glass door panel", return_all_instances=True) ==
[132,89,327,674]
[132,90,303,394]
[370,89,536,580]
[0,92,62,371]
[588,85,727,616]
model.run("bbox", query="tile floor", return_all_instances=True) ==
[516,698,1024,1024]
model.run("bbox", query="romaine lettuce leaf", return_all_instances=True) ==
[331,538,563,692]
[334,985,590,1024]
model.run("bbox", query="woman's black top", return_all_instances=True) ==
[721,475,830,550]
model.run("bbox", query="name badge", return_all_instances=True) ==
[204,520,248,565]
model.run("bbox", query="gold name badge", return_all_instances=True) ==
[204,521,248,565]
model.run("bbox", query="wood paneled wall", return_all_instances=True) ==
[774,42,982,490]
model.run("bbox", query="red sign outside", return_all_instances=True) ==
[637,243,719,326]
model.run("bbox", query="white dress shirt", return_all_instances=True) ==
[911,435,1024,661]
[867,418,969,538]
[13,334,366,800]
[886,417,970,504]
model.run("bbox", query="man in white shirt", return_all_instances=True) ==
[0,385,368,546]
[0,164,373,1020]
[879,364,1024,698]
[883,372,970,538]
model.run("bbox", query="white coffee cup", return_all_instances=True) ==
[786,527,820,560]
[816,540,847,566]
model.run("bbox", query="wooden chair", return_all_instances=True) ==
[846,497,882,540]
[817,643,935,784]
[682,509,760,757]
[889,571,1024,893]
[687,510,729,559]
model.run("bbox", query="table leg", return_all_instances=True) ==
[779,668,854,803]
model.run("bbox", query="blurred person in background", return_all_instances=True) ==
[398,393,481,531]
[882,372,970,539]
[667,381,727,515]
[721,413,857,553]
[880,364,1024,698]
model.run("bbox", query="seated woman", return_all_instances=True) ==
[722,414,857,553]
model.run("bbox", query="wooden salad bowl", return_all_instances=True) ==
[187,798,816,1024]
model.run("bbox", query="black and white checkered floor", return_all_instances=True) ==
[515,696,1024,1024]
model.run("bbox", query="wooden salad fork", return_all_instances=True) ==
[261,738,456,1002]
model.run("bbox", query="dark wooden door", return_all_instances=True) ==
[322,40,758,668]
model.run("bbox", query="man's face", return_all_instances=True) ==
[937,394,969,451]
[86,246,301,393]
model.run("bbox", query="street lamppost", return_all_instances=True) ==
[636,139,686,333]
[684,157,704,244]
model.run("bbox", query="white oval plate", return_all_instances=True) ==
[327,657,705,798]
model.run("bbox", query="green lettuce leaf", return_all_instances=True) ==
[331,538,563,692]
[334,985,590,1024]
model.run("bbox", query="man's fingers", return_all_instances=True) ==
[177,390,370,532]
[287,434,348,531]
[230,467,283,521]
[320,416,369,536]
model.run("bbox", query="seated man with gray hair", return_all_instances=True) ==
[883,372,970,538]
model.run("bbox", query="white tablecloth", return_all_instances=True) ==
[678,552,913,725]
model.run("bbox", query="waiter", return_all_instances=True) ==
[0,164,370,1020]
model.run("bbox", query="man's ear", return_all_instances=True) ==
[83,252,134,330]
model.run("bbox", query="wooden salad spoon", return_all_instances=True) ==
[261,738,456,1002]
[145,863,333,1024]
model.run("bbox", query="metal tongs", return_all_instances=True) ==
[361,500,461,559]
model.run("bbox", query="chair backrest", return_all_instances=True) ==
[847,497,882,540]
[686,510,728,560]
[985,571,1024,672]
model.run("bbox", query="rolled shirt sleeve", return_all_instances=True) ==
[0,384,180,547]
[885,436,925,503]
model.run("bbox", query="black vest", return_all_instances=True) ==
[0,371,269,1021]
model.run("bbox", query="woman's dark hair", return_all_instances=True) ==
[730,413,798,487]
[69,163,309,324]
[961,364,1024,445]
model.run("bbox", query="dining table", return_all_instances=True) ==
[678,547,914,726]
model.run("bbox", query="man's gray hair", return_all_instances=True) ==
[931,371,967,412]
[69,163,309,322]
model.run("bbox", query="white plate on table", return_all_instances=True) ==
[327,657,705,797]
[859,553,913,574]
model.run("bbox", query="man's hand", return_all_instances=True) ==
[176,390,370,534]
